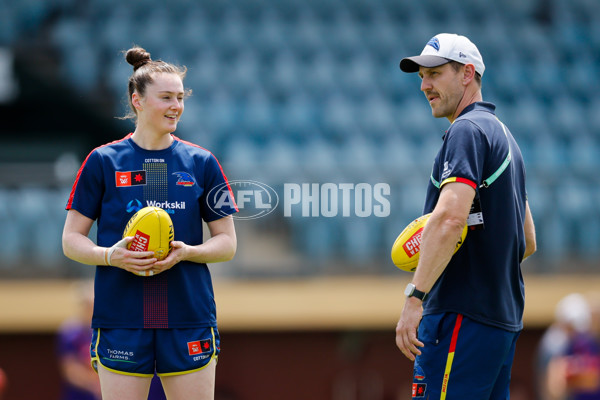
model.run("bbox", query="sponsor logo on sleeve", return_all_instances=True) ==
[441,161,452,180]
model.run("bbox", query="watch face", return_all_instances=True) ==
[404,284,415,297]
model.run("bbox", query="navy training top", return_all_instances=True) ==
[423,102,528,332]
[66,134,238,329]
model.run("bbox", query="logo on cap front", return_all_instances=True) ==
[427,37,440,51]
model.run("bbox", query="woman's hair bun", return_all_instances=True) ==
[125,46,151,71]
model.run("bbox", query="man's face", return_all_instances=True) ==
[418,63,465,120]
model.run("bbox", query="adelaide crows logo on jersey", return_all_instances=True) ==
[173,172,195,187]
[116,170,146,187]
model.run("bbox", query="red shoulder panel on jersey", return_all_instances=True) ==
[66,134,133,210]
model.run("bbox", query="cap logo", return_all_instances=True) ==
[458,52,467,58]
[427,37,440,51]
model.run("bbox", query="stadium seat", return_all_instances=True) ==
[222,137,262,180]
[279,91,320,140]
[356,91,397,140]
[239,86,276,138]
[302,50,339,96]
[321,93,357,140]
[339,215,383,264]
[300,136,343,180]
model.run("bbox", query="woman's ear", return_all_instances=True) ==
[132,92,143,111]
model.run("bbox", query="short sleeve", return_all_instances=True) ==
[200,153,238,222]
[66,149,104,220]
[437,120,486,190]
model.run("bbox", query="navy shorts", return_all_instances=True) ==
[412,313,520,399]
[90,327,220,377]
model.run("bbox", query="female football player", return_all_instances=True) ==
[62,46,237,400]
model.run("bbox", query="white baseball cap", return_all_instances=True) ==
[400,33,485,76]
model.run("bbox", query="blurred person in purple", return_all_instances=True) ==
[537,293,600,400]
[561,294,600,400]
[56,281,101,400]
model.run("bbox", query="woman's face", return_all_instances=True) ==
[134,73,185,135]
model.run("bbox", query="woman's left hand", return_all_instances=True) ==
[147,241,188,275]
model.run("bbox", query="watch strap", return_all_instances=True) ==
[410,287,427,301]
[406,283,428,301]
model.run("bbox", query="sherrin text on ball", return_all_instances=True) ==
[391,213,467,272]
[123,207,174,275]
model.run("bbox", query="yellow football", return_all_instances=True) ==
[123,207,174,269]
[391,213,467,272]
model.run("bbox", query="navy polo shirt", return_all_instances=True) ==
[422,102,528,332]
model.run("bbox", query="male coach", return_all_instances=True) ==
[395,33,537,399]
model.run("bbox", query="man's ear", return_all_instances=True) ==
[462,64,476,85]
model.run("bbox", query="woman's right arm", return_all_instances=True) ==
[62,209,108,266]
[63,209,157,272]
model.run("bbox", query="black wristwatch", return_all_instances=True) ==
[404,283,428,301]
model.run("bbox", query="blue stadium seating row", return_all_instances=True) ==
[2,0,600,272]
[0,179,599,274]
